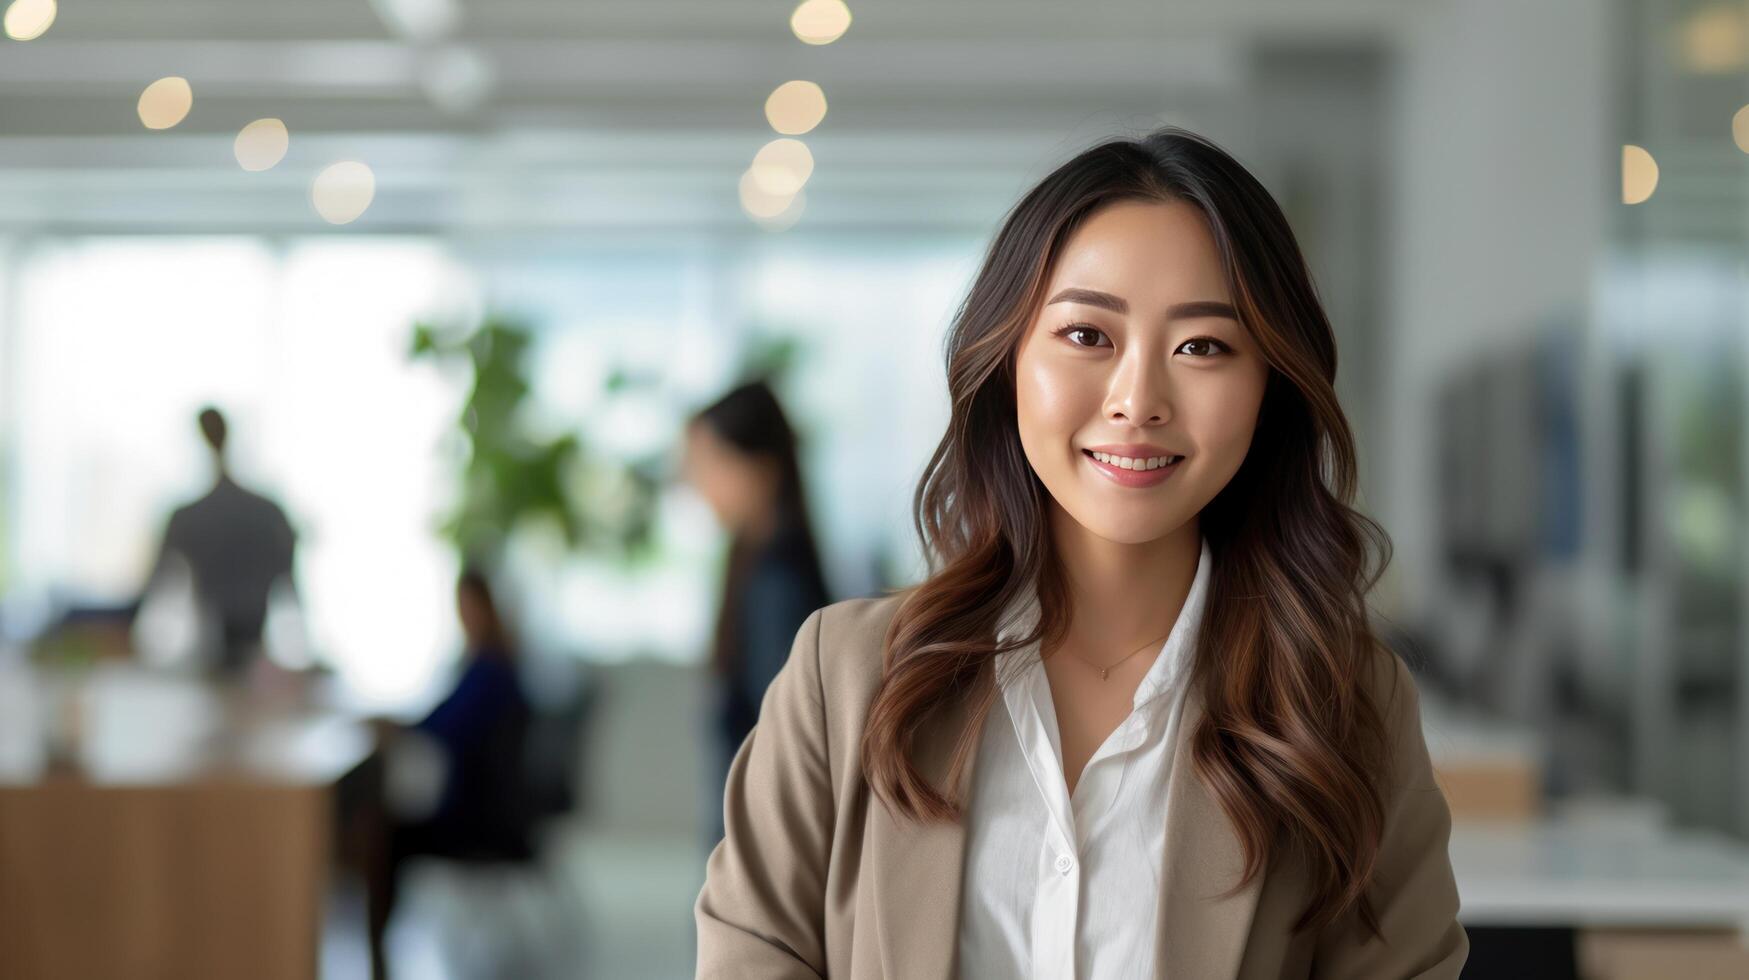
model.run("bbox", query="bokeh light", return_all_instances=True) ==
[234,119,290,172]
[790,0,851,45]
[1621,144,1658,205]
[137,77,194,130]
[765,81,828,135]
[3,0,56,41]
[749,138,815,197]
[311,161,377,224]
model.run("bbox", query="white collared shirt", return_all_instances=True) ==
[956,536,1213,979]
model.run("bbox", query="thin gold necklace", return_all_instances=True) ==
[1061,629,1175,681]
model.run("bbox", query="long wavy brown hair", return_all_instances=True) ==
[858,127,1397,940]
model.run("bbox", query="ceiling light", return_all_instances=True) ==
[234,119,290,172]
[1621,145,1658,205]
[312,161,377,224]
[765,81,827,135]
[3,0,55,41]
[138,77,194,130]
[749,138,814,196]
[791,0,851,45]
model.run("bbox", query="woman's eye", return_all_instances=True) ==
[1054,323,1110,348]
[1177,337,1231,357]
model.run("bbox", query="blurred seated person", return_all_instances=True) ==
[371,565,535,960]
[135,405,300,677]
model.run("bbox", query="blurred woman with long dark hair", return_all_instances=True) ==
[682,379,832,847]
[695,128,1467,978]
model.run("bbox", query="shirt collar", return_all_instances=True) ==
[993,535,1212,711]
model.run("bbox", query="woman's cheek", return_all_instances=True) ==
[1190,380,1268,485]
[1016,363,1085,456]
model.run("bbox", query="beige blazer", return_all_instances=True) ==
[695,592,1469,979]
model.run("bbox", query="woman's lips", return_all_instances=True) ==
[1083,448,1182,488]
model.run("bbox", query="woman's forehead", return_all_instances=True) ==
[1046,201,1231,309]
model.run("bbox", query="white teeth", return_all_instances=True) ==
[1090,451,1180,469]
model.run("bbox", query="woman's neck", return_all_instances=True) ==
[1048,502,1200,658]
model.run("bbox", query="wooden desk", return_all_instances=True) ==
[0,663,375,980]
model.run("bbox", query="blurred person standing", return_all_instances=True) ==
[137,406,299,676]
[682,380,831,848]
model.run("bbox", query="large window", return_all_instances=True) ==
[5,237,469,705]
[0,232,978,706]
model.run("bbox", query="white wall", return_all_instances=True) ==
[1380,0,1613,621]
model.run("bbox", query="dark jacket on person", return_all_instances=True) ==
[713,523,831,753]
[146,475,296,672]
[412,650,534,859]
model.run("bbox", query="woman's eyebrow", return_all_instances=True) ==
[1047,287,1129,313]
[1046,287,1238,322]
[1165,299,1240,321]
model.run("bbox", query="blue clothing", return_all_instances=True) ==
[412,651,533,858]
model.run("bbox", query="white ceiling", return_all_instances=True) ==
[0,0,1420,231]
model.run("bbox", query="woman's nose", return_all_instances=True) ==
[1103,350,1171,424]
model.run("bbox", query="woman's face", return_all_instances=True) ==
[456,584,494,648]
[681,421,771,533]
[1013,198,1272,546]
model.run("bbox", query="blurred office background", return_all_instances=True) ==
[2,0,1749,977]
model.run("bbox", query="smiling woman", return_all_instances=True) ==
[696,127,1467,980]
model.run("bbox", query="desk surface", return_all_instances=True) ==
[1423,692,1749,930]
[1452,816,1749,930]
[0,658,372,787]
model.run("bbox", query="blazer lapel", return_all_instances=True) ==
[868,663,990,980]
[1158,686,1266,979]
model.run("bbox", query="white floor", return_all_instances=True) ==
[322,827,709,980]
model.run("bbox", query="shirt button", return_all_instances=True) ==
[1054,854,1075,874]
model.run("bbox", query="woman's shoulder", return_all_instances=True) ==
[797,587,914,711]
[1357,643,1442,798]
[816,587,910,639]
[1362,645,1422,730]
